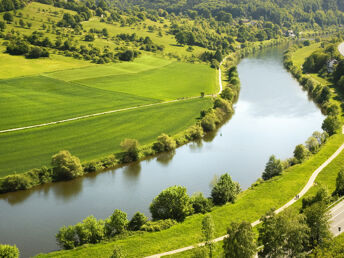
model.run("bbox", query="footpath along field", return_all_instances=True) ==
[0,54,217,177]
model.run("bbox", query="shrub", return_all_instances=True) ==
[74,216,104,245]
[0,174,32,192]
[140,219,177,232]
[220,87,234,101]
[152,133,176,153]
[293,144,309,162]
[214,98,233,114]
[190,192,212,214]
[211,173,241,205]
[0,244,19,258]
[186,125,203,140]
[201,113,217,132]
[262,155,283,180]
[6,40,29,55]
[56,225,78,249]
[322,116,340,136]
[302,187,330,210]
[150,186,193,221]
[104,209,128,237]
[51,150,83,180]
[120,138,140,163]
[110,246,126,258]
[335,169,344,196]
[128,212,147,231]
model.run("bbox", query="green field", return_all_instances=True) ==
[0,97,212,176]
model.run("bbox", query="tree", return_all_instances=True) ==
[202,214,215,257]
[190,192,212,214]
[305,136,319,153]
[335,169,344,196]
[175,31,186,45]
[211,173,241,205]
[19,18,24,27]
[304,202,332,249]
[51,150,83,180]
[223,221,256,258]
[214,49,223,62]
[104,209,128,237]
[0,244,19,258]
[0,21,5,31]
[120,138,140,163]
[128,212,147,231]
[262,155,283,180]
[150,185,193,221]
[220,87,234,101]
[293,144,308,162]
[3,12,13,23]
[6,40,29,55]
[322,116,340,136]
[258,209,309,257]
[74,216,104,245]
[312,131,328,145]
[56,225,78,249]
[153,133,176,152]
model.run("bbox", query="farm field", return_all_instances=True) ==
[0,97,212,177]
[0,55,217,130]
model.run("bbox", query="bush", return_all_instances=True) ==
[150,185,193,221]
[335,169,344,196]
[262,155,283,180]
[140,219,177,232]
[120,138,140,163]
[190,192,212,214]
[26,46,49,59]
[51,150,83,180]
[322,116,340,136]
[201,113,217,132]
[56,225,78,249]
[302,187,330,210]
[0,244,19,258]
[220,87,234,101]
[104,209,128,237]
[0,174,32,192]
[211,173,241,205]
[74,216,104,245]
[186,125,203,140]
[214,98,233,114]
[152,133,176,153]
[128,212,147,231]
[111,246,126,258]
[6,40,29,55]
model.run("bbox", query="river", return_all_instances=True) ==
[0,46,325,257]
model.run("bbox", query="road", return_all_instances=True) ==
[0,63,225,135]
[330,199,344,237]
[145,127,344,258]
[338,42,344,57]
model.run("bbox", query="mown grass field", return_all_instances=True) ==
[1,55,216,131]
[0,98,212,177]
[35,133,344,258]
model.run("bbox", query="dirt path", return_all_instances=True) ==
[145,128,344,258]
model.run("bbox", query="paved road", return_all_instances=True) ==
[338,42,344,57]
[146,128,344,258]
[0,63,225,135]
[330,199,344,237]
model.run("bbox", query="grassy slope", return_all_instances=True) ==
[0,98,212,176]
[73,61,217,100]
[35,133,344,258]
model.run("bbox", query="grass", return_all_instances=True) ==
[34,133,344,258]
[0,98,212,177]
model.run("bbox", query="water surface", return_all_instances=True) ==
[0,47,324,257]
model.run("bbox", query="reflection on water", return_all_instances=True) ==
[0,46,325,257]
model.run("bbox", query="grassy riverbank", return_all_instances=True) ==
[35,133,344,257]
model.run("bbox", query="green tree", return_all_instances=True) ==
[220,87,234,101]
[120,138,140,163]
[56,225,78,249]
[322,116,340,136]
[128,212,147,231]
[104,209,128,237]
[51,150,83,180]
[74,216,104,245]
[211,173,241,205]
[293,144,308,162]
[3,12,13,23]
[153,133,177,152]
[262,155,283,180]
[305,136,319,153]
[335,169,344,196]
[304,202,332,249]
[214,49,223,62]
[202,214,215,257]
[0,244,19,258]
[190,192,212,214]
[258,209,309,257]
[0,21,5,31]
[19,18,24,27]
[223,221,256,258]
[150,185,193,221]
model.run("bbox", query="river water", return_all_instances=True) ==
[0,46,325,257]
